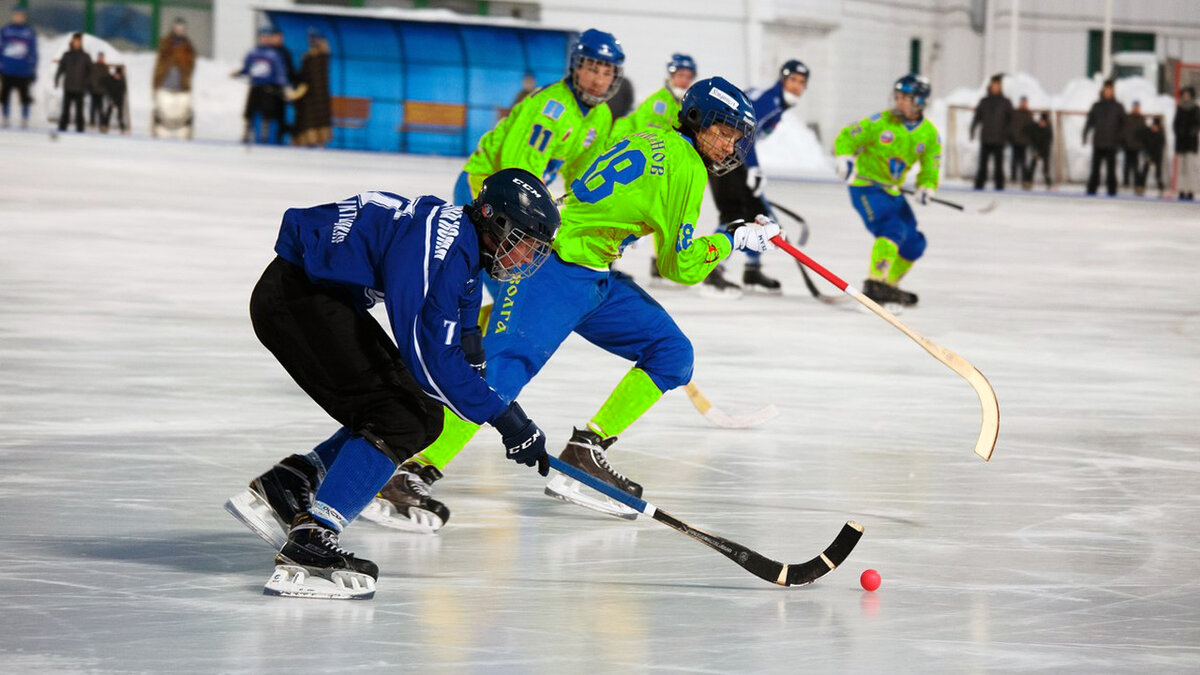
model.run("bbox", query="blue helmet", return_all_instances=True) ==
[469,169,560,282]
[894,73,932,108]
[667,53,697,74]
[569,29,625,107]
[678,76,757,176]
[780,59,810,81]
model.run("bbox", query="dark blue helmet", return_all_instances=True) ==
[468,169,560,282]
[780,59,810,81]
[678,76,757,176]
[894,73,932,108]
[569,29,625,107]
[667,53,697,74]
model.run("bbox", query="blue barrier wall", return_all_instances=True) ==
[264,10,573,155]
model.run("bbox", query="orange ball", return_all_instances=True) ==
[860,568,881,591]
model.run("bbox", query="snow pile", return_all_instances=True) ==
[927,72,1178,182]
[32,32,247,139]
[754,115,834,177]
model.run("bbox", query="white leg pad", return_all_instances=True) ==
[263,565,376,600]
[225,489,287,551]
[544,475,638,521]
[358,498,444,534]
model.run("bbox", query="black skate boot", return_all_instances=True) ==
[225,454,319,550]
[701,266,743,298]
[862,279,918,307]
[545,428,642,520]
[742,265,782,294]
[359,461,450,533]
[264,513,378,599]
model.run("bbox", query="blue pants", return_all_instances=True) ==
[483,253,694,399]
[848,185,926,261]
[453,171,473,206]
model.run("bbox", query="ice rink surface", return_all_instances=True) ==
[2,131,1199,673]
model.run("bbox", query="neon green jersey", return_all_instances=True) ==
[610,86,681,140]
[462,80,613,197]
[834,110,942,193]
[553,128,733,285]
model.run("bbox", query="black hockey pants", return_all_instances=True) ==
[249,256,443,459]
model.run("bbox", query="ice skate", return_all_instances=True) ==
[264,514,378,600]
[225,454,319,550]
[545,428,641,520]
[742,265,782,294]
[700,266,743,299]
[862,278,918,308]
[359,461,450,534]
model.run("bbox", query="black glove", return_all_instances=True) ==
[462,331,486,377]
[491,402,549,476]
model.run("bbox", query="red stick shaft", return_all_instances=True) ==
[770,235,849,292]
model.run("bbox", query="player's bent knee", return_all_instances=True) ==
[899,232,927,261]
[642,337,694,392]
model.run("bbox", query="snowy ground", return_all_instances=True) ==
[2,130,1199,673]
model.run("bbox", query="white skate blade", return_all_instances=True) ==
[225,489,287,550]
[263,565,376,600]
[544,475,638,521]
[358,498,444,534]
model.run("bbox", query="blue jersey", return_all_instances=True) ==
[744,80,791,168]
[273,192,507,426]
[0,23,37,77]
[239,46,288,87]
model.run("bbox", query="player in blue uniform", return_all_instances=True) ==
[226,169,560,599]
[703,59,809,295]
[0,6,38,128]
[233,29,291,144]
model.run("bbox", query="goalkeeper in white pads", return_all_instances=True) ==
[226,169,559,599]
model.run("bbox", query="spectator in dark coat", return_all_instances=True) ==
[1010,96,1033,184]
[1083,79,1126,196]
[1138,116,1165,196]
[54,33,92,133]
[100,64,128,134]
[1121,100,1146,188]
[1175,87,1199,201]
[292,30,331,147]
[87,51,109,128]
[971,74,1012,190]
[1026,111,1053,189]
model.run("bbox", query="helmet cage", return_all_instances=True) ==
[487,224,553,283]
[689,108,755,177]
[571,54,623,107]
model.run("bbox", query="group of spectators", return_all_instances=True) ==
[51,32,128,134]
[971,73,1200,200]
[233,26,331,147]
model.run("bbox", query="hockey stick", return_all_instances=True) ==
[766,201,849,305]
[683,382,779,429]
[770,235,1000,461]
[863,179,996,215]
[547,455,863,586]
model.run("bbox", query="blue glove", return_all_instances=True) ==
[462,331,486,377]
[834,155,856,183]
[491,402,549,476]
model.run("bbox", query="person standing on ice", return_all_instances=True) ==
[225,169,560,599]
[364,77,777,528]
[701,59,809,296]
[833,73,941,307]
[1175,86,1200,201]
[1083,79,1126,197]
[970,74,1011,191]
[0,5,38,129]
[54,32,91,134]
[151,17,196,139]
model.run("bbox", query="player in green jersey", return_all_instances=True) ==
[610,53,695,141]
[452,29,624,205]
[367,77,780,527]
[833,73,941,306]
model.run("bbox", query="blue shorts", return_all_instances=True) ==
[848,185,927,261]
[482,253,694,400]
[453,171,473,207]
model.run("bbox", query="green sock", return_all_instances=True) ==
[414,407,481,471]
[588,368,664,438]
[887,256,914,285]
[869,237,899,280]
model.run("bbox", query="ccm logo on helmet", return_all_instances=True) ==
[512,177,543,198]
